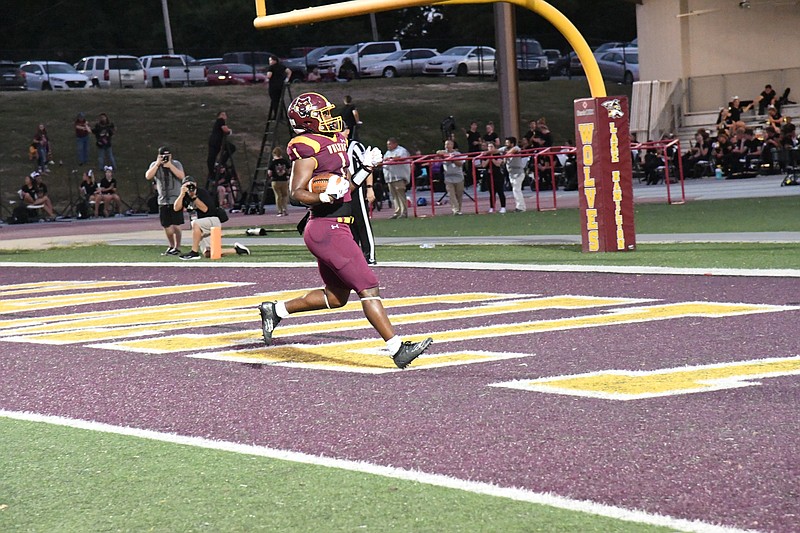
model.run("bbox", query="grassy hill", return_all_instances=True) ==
[0,76,629,211]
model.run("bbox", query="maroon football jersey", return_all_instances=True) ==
[287,132,349,176]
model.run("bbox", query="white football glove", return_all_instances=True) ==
[324,174,350,200]
[365,146,383,166]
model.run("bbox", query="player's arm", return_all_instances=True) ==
[289,157,321,205]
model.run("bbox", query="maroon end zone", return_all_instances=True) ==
[0,264,798,531]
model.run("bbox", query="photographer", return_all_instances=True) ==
[173,176,250,261]
[145,146,185,256]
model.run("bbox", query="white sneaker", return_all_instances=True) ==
[499,207,506,214]
[488,208,494,213]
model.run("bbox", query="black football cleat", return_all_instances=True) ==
[258,301,281,346]
[392,337,433,369]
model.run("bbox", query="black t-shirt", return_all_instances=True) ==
[268,157,290,182]
[208,118,226,149]
[728,105,743,122]
[99,176,116,192]
[466,130,482,153]
[483,131,499,145]
[267,63,286,90]
[81,181,98,197]
[93,122,114,147]
[183,187,216,218]
[342,104,357,129]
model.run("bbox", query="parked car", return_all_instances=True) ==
[360,48,439,78]
[595,48,639,84]
[206,63,266,85]
[193,57,223,67]
[74,55,146,88]
[543,49,569,76]
[423,46,496,77]
[19,61,91,90]
[139,54,207,88]
[317,41,402,79]
[516,38,549,81]
[221,51,274,73]
[283,45,349,80]
[0,60,26,90]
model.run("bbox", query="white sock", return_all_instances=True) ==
[275,301,290,319]
[386,335,402,355]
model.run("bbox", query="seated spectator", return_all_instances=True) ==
[761,128,783,172]
[728,96,753,123]
[712,131,734,176]
[79,169,103,218]
[682,129,711,178]
[643,148,664,185]
[306,67,321,82]
[743,128,763,171]
[19,171,56,220]
[728,127,749,175]
[776,87,795,112]
[98,166,123,216]
[715,107,733,135]
[766,105,783,134]
[757,84,777,115]
[780,122,798,169]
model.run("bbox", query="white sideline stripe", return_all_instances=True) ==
[0,409,752,533]
[1,261,799,278]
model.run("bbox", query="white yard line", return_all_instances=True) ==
[0,409,754,533]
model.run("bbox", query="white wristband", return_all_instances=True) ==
[318,192,332,204]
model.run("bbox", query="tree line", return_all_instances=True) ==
[0,0,635,63]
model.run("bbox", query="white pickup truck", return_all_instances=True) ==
[139,55,207,88]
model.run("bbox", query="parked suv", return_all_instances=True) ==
[316,41,402,79]
[19,61,91,90]
[516,38,550,81]
[74,55,146,88]
[0,60,26,90]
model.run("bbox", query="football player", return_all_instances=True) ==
[257,92,432,369]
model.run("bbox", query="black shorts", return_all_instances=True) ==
[159,205,184,228]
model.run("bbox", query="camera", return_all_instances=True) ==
[161,153,170,163]
[186,183,196,192]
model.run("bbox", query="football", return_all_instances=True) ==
[309,172,342,194]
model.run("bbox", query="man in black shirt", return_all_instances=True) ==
[266,56,292,120]
[174,176,250,260]
[207,111,232,183]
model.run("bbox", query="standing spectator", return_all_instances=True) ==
[306,67,322,82]
[144,146,185,256]
[503,136,528,212]
[523,119,538,143]
[436,139,465,215]
[74,112,91,166]
[342,95,362,141]
[266,55,291,120]
[19,171,56,220]
[207,111,232,184]
[92,113,116,170]
[531,118,554,148]
[483,121,499,145]
[757,84,778,115]
[174,176,250,260]
[99,166,123,216]
[477,142,506,213]
[382,137,411,219]
[268,147,291,216]
[32,124,51,173]
[465,121,482,153]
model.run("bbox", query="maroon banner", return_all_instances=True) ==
[574,96,636,253]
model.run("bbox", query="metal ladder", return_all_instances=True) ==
[243,84,293,214]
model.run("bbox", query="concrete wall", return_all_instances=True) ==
[636,0,800,111]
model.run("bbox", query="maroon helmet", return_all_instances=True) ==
[287,92,343,134]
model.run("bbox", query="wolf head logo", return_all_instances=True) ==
[601,99,624,119]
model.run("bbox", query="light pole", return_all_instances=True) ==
[161,0,175,54]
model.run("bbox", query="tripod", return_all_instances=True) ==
[59,169,82,219]
[126,172,150,215]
